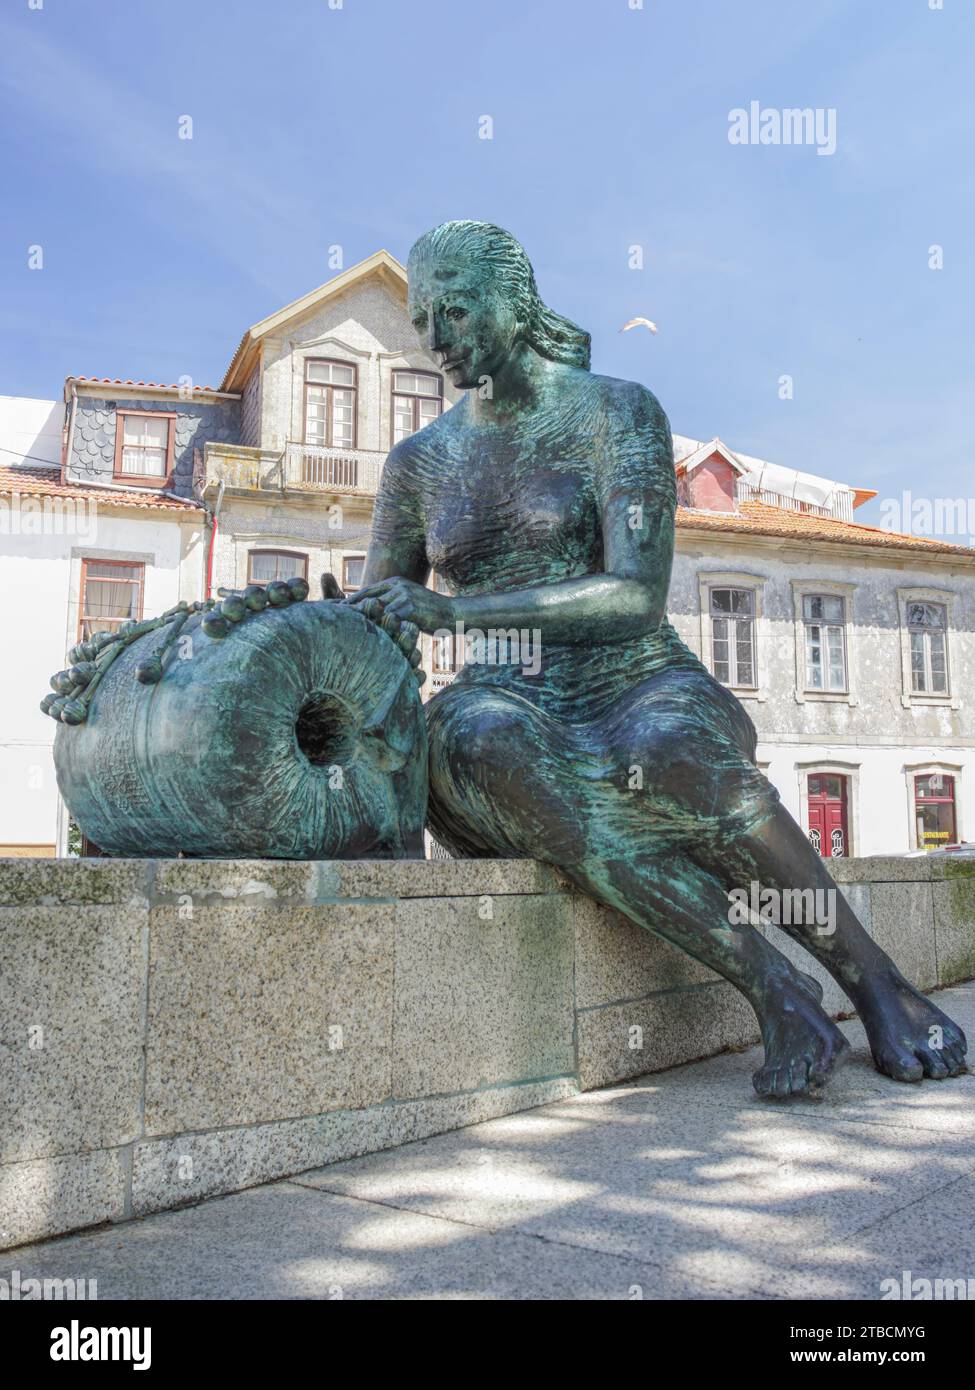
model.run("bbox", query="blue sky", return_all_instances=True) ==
[1,0,972,527]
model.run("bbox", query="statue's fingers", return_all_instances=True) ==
[362,597,385,623]
[408,647,423,668]
[349,581,389,602]
[380,610,402,639]
[395,621,420,656]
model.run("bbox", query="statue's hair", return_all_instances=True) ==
[407,220,591,371]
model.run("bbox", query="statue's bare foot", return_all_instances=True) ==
[858,969,968,1082]
[753,972,850,1098]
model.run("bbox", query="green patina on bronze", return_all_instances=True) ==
[343,218,968,1097]
[45,217,968,1097]
[50,576,428,860]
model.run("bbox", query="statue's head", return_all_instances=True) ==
[407,220,590,390]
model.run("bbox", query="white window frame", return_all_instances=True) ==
[896,587,959,709]
[289,336,370,453]
[391,369,443,445]
[340,552,367,595]
[790,580,858,706]
[698,571,768,700]
[903,760,964,851]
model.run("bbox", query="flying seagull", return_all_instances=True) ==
[620,316,658,334]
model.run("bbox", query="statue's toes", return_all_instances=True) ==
[873,1044,924,1083]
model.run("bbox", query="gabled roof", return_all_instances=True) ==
[221,250,407,393]
[675,437,748,476]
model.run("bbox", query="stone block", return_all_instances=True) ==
[132,1078,578,1216]
[932,878,975,984]
[869,881,938,990]
[144,902,395,1133]
[573,894,719,1009]
[0,905,145,1164]
[0,856,149,906]
[392,894,574,1097]
[0,1149,127,1250]
[316,857,563,901]
[576,981,761,1091]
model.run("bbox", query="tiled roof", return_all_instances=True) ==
[71,376,222,393]
[3,464,967,553]
[0,463,203,513]
[678,499,975,557]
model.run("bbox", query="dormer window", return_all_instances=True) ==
[114,411,175,484]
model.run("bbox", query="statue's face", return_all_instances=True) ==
[408,257,520,390]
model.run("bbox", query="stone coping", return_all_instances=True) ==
[1,852,971,907]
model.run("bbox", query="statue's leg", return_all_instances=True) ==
[714,803,968,1082]
[599,669,968,1084]
[427,686,849,1096]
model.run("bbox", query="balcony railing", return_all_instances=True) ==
[203,442,386,497]
[734,479,854,522]
[284,443,385,494]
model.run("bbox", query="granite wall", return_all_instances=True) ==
[1,854,973,1250]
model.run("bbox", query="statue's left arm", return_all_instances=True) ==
[349,383,675,644]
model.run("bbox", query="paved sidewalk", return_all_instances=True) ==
[8,981,975,1300]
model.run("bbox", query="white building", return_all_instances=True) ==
[669,437,975,856]
[0,444,205,856]
[2,253,973,858]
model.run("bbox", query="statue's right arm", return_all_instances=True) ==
[360,440,430,588]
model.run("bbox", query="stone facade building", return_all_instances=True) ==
[2,251,973,857]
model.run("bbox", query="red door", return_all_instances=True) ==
[807,773,849,858]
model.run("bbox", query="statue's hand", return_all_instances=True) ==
[345,577,454,635]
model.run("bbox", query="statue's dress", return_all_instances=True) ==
[372,372,781,870]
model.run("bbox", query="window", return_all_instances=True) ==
[908,602,948,694]
[342,555,365,594]
[247,550,308,585]
[114,411,174,482]
[914,772,956,850]
[432,631,457,674]
[803,594,847,692]
[392,370,442,444]
[304,360,357,450]
[710,587,756,687]
[78,560,144,640]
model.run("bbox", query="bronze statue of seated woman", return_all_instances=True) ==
[347,219,967,1097]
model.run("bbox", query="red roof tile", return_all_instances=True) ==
[71,377,222,393]
[678,500,975,557]
[0,463,203,513]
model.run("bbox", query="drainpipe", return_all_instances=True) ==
[205,479,225,598]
